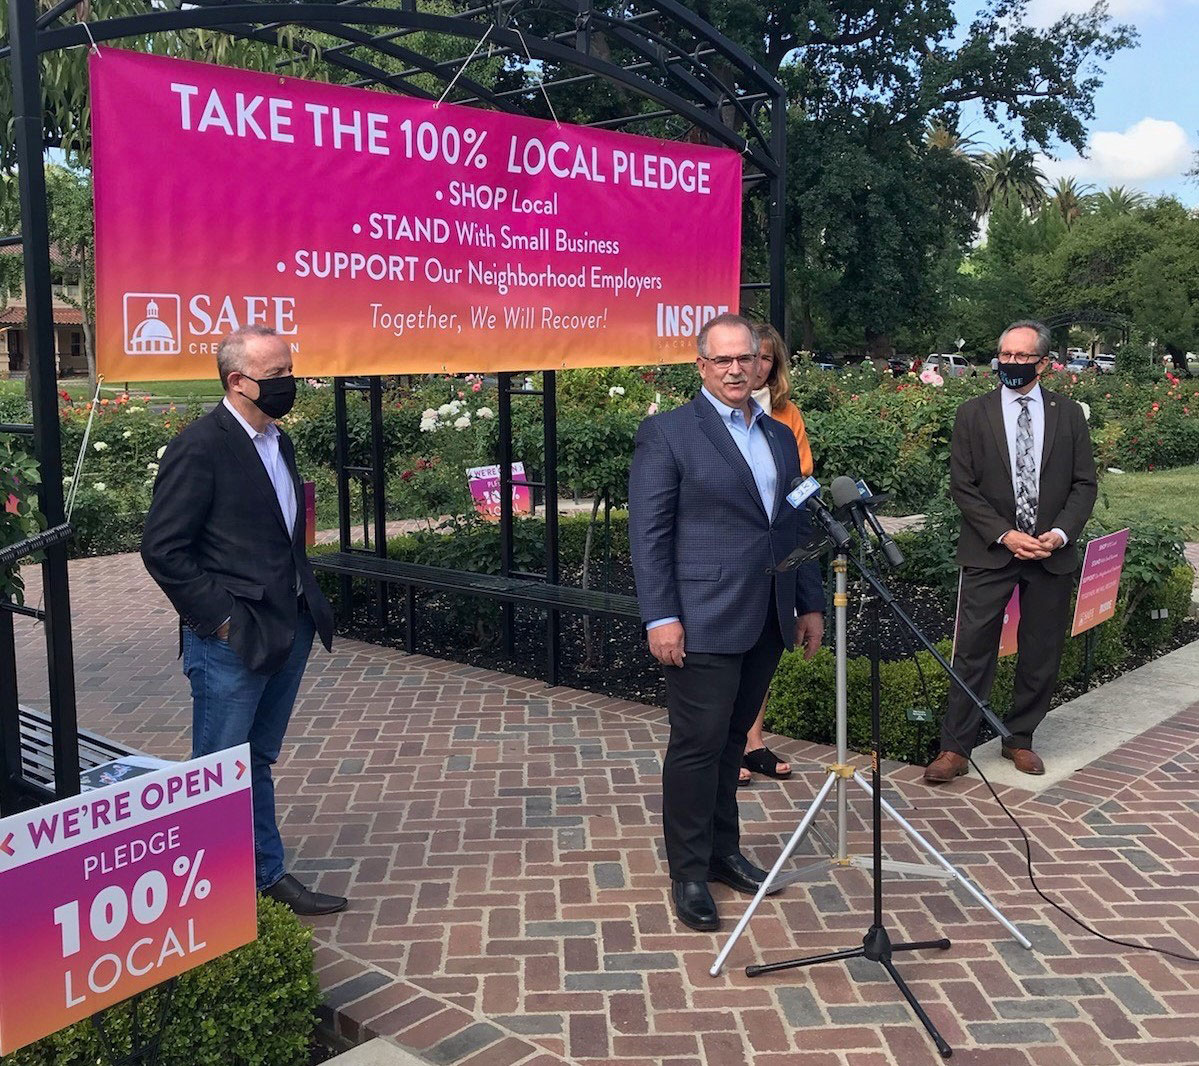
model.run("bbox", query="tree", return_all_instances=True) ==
[1047,176,1093,229]
[1035,212,1154,317]
[45,165,97,388]
[709,0,1132,351]
[976,148,1048,217]
[1092,185,1148,216]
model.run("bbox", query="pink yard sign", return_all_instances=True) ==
[953,577,1020,661]
[90,49,742,381]
[0,748,256,1055]
[1071,528,1130,637]
[467,463,533,522]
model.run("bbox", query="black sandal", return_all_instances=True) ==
[742,747,792,780]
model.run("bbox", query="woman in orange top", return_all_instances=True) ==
[742,322,814,783]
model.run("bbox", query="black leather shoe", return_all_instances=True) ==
[671,880,720,931]
[262,873,348,916]
[708,853,782,896]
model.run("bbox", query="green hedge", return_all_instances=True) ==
[6,897,319,1066]
[765,563,1194,764]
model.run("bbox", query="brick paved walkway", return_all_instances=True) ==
[13,554,1199,1066]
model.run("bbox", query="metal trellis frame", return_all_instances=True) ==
[1,0,789,797]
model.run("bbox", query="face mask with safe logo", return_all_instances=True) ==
[997,361,1040,389]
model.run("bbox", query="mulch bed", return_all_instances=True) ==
[335,560,1195,722]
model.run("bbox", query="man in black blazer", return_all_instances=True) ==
[925,320,1097,784]
[142,326,344,914]
[629,313,825,930]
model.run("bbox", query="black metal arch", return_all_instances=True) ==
[1041,309,1132,334]
[1,0,787,810]
[1042,309,1132,349]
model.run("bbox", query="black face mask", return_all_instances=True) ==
[997,361,1040,389]
[242,374,296,419]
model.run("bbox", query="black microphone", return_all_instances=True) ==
[830,477,905,568]
[830,475,873,555]
[787,476,852,551]
[0,522,73,569]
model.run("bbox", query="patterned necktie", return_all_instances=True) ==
[1014,397,1038,534]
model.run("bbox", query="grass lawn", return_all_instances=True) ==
[62,377,223,402]
[1095,466,1199,540]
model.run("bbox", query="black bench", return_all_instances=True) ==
[311,551,642,683]
[17,706,142,793]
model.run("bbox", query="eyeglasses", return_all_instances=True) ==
[998,351,1043,364]
[701,353,760,370]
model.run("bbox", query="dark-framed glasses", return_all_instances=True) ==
[701,353,760,370]
[998,351,1043,364]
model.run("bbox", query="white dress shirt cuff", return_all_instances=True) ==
[646,617,679,631]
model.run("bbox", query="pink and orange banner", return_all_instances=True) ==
[1071,528,1130,637]
[0,747,256,1055]
[90,50,743,381]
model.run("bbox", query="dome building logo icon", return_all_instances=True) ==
[123,293,181,355]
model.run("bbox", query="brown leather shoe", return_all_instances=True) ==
[1002,747,1045,775]
[922,750,968,784]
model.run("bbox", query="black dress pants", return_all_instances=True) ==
[941,558,1076,757]
[661,611,784,881]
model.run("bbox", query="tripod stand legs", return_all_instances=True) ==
[709,772,837,977]
[748,927,955,1059]
[881,954,954,1059]
[854,772,1032,950]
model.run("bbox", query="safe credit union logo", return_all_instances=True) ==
[123,293,181,356]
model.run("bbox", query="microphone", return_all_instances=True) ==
[830,475,873,554]
[830,477,905,568]
[786,476,852,551]
[0,522,73,569]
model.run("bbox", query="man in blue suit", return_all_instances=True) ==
[629,313,825,931]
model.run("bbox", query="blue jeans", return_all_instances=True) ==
[182,610,315,890]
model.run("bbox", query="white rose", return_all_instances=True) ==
[156,445,168,459]
[93,482,107,492]
[126,405,144,413]
[453,415,472,429]
[147,462,159,473]
[93,441,109,452]
[476,407,493,419]
[608,385,626,397]
[420,418,439,432]
[422,408,438,420]
[437,403,455,417]
[122,430,133,439]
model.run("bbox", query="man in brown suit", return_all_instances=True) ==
[924,320,1097,784]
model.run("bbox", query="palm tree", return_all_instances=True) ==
[1092,185,1147,216]
[1047,176,1093,228]
[976,147,1048,217]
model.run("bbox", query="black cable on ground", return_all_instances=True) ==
[890,590,1199,966]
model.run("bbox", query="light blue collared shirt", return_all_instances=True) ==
[646,388,779,632]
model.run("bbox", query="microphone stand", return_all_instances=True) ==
[710,545,1028,1060]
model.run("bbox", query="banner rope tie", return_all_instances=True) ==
[514,27,561,128]
[436,23,495,107]
[80,20,100,56]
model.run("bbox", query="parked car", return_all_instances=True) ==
[1066,356,1098,373]
[887,356,911,376]
[924,353,974,378]
[1094,353,1116,373]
